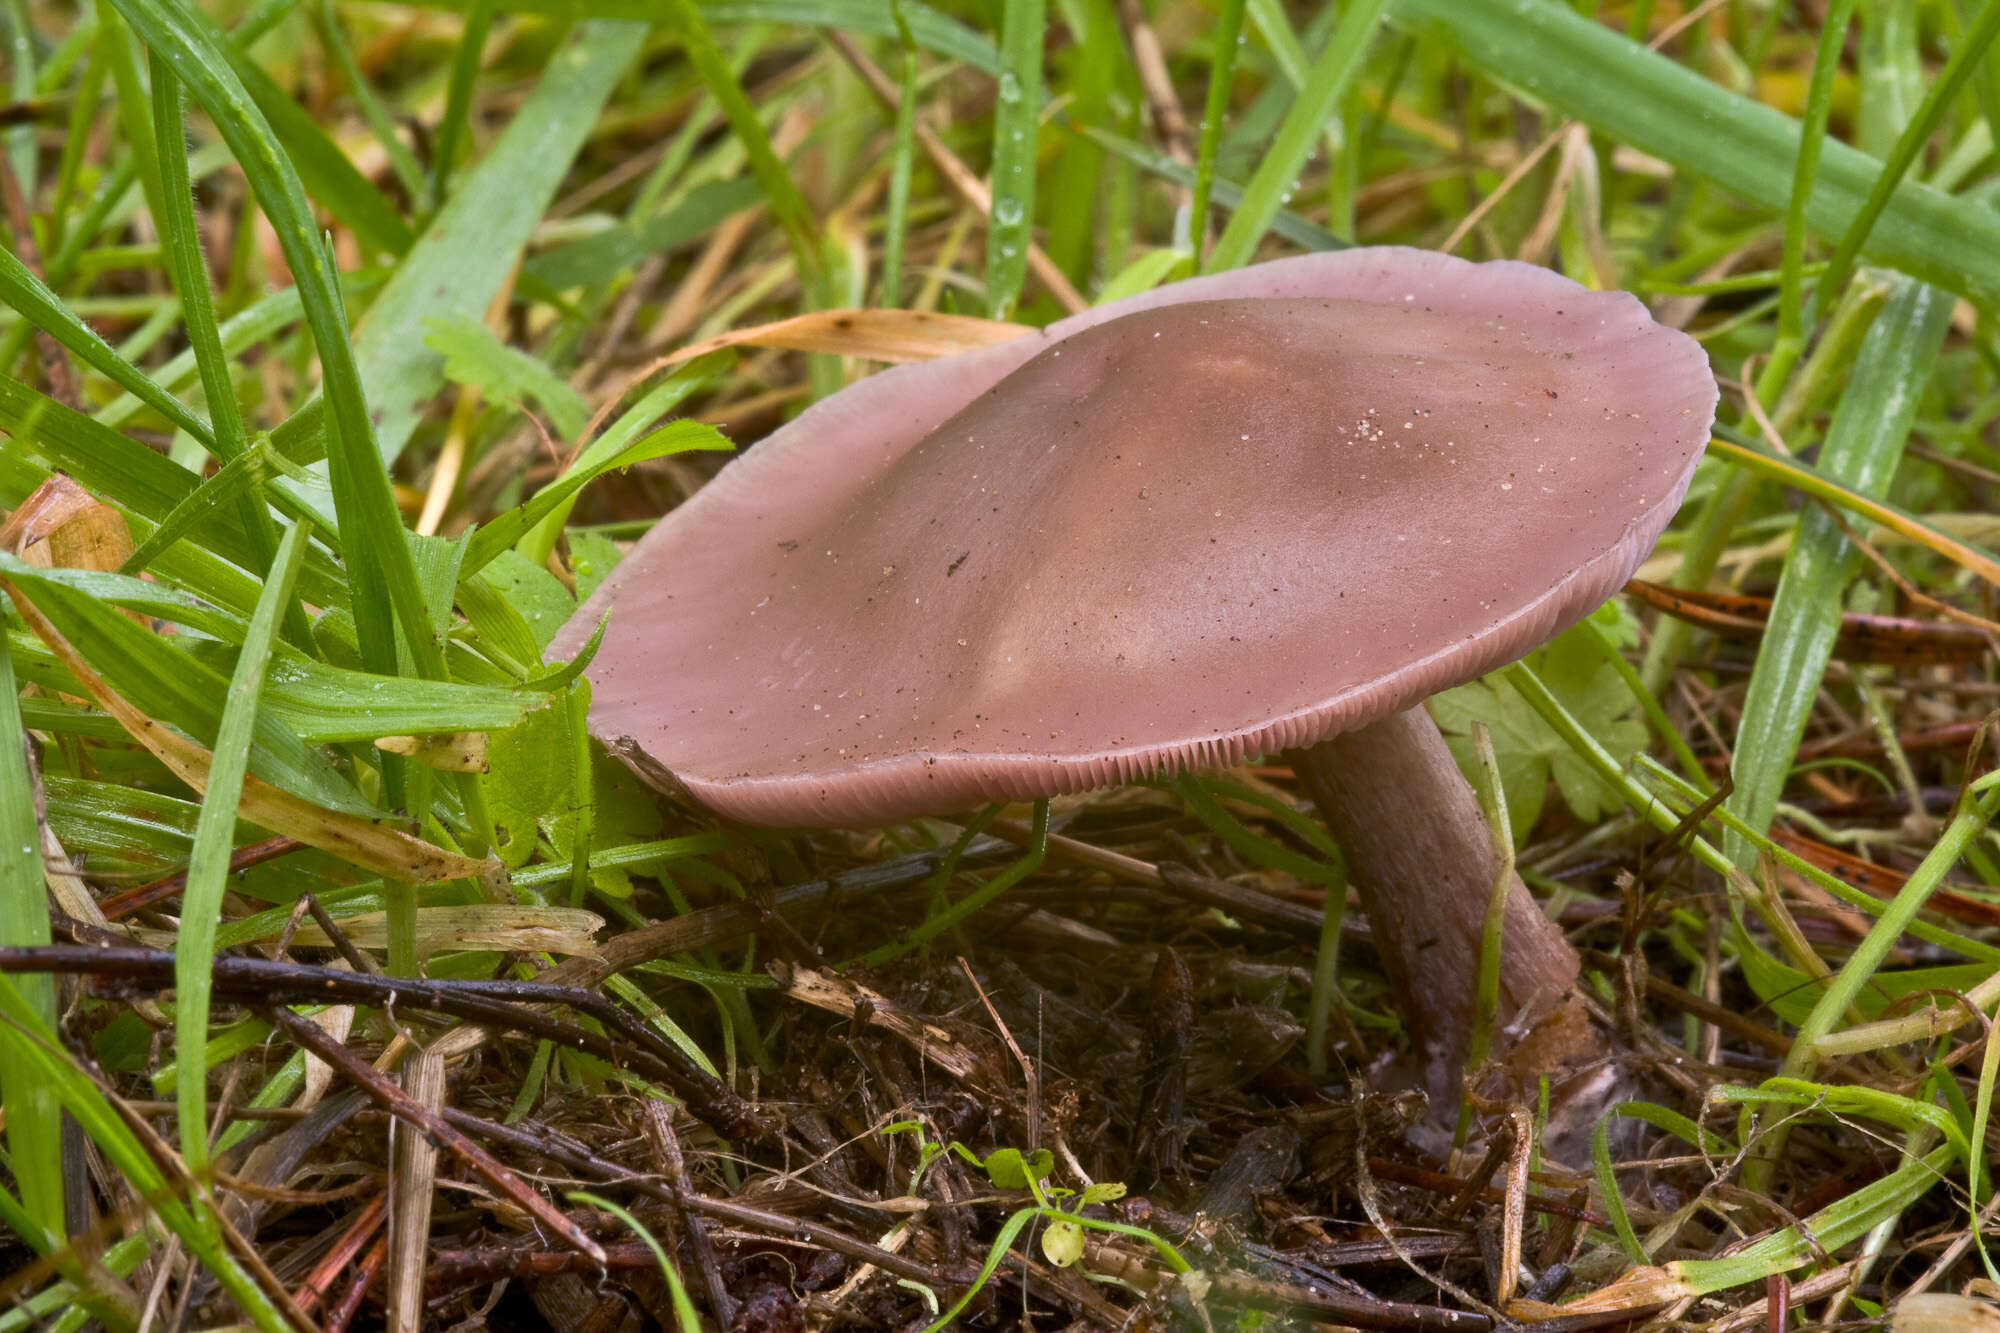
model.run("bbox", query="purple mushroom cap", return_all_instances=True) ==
[553,247,1717,826]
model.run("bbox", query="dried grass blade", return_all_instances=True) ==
[1708,436,2000,590]
[1,581,497,886]
[660,308,1032,369]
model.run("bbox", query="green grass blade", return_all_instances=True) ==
[0,244,214,447]
[501,420,734,572]
[1390,0,2000,310]
[310,0,425,201]
[1206,0,1384,272]
[1188,0,1246,264]
[665,2,819,272]
[1041,0,1115,286]
[568,1192,703,1331]
[523,178,760,292]
[1073,122,1345,252]
[985,0,1044,317]
[1725,277,1952,868]
[1247,0,1307,86]
[1778,0,1855,342]
[108,0,440,680]
[0,973,296,1332]
[0,375,263,566]
[1675,1144,1957,1293]
[119,443,275,578]
[176,521,309,1183]
[1707,431,2000,588]
[0,556,370,812]
[0,635,61,1238]
[498,355,733,570]
[216,36,415,258]
[1783,782,2000,1081]
[351,20,639,467]
[429,0,493,207]
[92,271,384,434]
[147,56,283,579]
[709,1,1000,74]
[879,1,918,306]
[1811,0,2000,314]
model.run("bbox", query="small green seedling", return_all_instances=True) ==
[880,1121,1196,1331]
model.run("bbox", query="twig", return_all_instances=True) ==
[324,1233,388,1333]
[1114,0,1195,166]
[641,1097,735,1326]
[438,1103,967,1293]
[423,838,1015,1066]
[98,836,300,920]
[292,1195,387,1316]
[957,956,1039,1149]
[16,927,762,1139]
[260,1005,609,1265]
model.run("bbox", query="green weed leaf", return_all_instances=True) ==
[979,1146,1054,1190]
[423,314,590,441]
[1433,608,1646,842]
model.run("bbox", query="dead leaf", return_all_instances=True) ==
[1512,1265,1689,1317]
[374,732,490,772]
[1,475,112,558]
[1895,1294,2000,1333]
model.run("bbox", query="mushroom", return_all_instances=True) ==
[552,247,1716,1084]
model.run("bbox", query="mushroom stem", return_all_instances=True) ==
[1285,706,1581,1086]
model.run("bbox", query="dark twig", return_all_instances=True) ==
[99,836,303,920]
[1363,1159,1609,1227]
[19,924,762,1139]
[429,1241,674,1285]
[1157,862,1325,937]
[435,1103,966,1293]
[300,891,383,975]
[259,1005,610,1265]
[641,1097,735,1326]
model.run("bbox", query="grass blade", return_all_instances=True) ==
[985,0,1044,317]
[107,0,440,680]
[0,634,61,1239]
[0,972,299,1331]
[0,244,214,447]
[146,56,282,578]
[1391,0,2000,310]
[1707,433,2000,591]
[1810,0,2000,314]
[1724,278,1952,867]
[429,0,493,207]
[879,1,918,306]
[1206,0,1385,272]
[217,28,415,258]
[1188,0,1246,265]
[665,2,819,273]
[352,20,641,467]
[1778,0,1856,343]
[175,521,308,1184]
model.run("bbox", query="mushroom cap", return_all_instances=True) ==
[555,248,1717,826]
